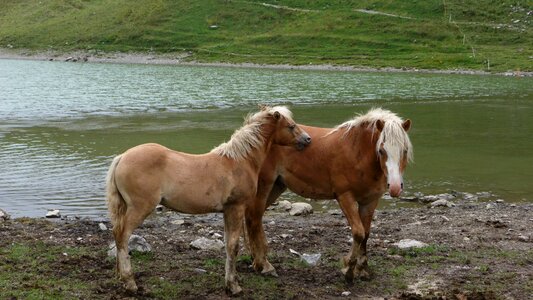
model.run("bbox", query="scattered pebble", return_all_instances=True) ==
[341,291,351,296]
[171,219,185,225]
[463,237,470,241]
[98,223,108,231]
[496,199,505,203]
[441,215,450,222]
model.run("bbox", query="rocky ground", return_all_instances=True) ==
[0,196,532,299]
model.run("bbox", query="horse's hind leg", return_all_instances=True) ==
[337,192,368,282]
[223,203,245,295]
[113,203,153,292]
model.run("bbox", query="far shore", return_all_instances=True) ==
[1,48,531,77]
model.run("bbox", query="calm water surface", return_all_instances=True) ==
[1,59,532,217]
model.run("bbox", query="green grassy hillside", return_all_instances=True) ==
[0,0,531,72]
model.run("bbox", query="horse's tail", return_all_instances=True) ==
[106,155,126,236]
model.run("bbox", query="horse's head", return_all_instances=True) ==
[375,118,412,197]
[262,105,311,150]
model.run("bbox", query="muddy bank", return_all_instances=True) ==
[0,200,532,299]
[1,48,531,77]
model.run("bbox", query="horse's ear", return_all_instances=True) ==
[376,120,384,132]
[402,119,412,132]
[273,111,281,120]
[258,104,268,111]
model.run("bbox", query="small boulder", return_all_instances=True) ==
[190,237,224,251]
[430,199,455,208]
[108,234,152,257]
[277,200,292,211]
[46,209,61,218]
[393,239,428,249]
[289,202,313,216]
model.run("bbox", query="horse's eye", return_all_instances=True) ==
[288,124,296,130]
[379,149,385,155]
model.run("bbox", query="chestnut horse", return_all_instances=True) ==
[245,108,412,282]
[106,106,310,295]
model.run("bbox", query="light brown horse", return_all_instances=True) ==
[106,106,310,295]
[245,108,412,282]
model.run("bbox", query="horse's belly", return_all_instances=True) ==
[284,177,334,199]
[161,190,225,214]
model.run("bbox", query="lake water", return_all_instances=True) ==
[1,59,532,218]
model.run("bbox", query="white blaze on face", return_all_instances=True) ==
[384,145,403,197]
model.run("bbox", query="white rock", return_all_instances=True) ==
[518,235,529,242]
[301,253,321,266]
[171,219,185,225]
[393,239,428,249]
[277,200,292,211]
[98,223,108,231]
[486,203,497,209]
[341,291,352,297]
[328,209,342,215]
[495,199,504,203]
[190,237,224,251]
[46,209,61,218]
[211,232,223,239]
[108,234,152,257]
[440,215,450,222]
[289,202,313,216]
[430,199,455,208]
[463,237,470,241]
[280,234,292,239]
[0,208,10,221]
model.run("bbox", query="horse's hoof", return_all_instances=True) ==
[262,268,278,278]
[225,283,243,296]
[261,263,278,277]
[124,280,138,294]
[355,268,370,281]
[341,267,354,283]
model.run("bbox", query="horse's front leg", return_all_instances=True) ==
[245,177,285,277]
[356,199,379,278]
[336,192,368,282]
[223,203,245,295]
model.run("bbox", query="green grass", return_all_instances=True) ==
[0,0,531,72]
[0,242,101,299]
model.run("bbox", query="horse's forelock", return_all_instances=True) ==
[332,108,413,162]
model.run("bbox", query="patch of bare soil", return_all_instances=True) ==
[1,200,531,299]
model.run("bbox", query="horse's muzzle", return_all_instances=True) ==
[296,134,311,150]
[388,183,403,197]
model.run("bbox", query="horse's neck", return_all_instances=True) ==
[344,127,383,176]
[242,126,275,172]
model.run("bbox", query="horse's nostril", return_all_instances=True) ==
[306,136,311,143]
[387,184,390,188]
[401,183,404,189]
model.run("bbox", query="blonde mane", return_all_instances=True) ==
[334,108,413,162]
[211,106,293,160]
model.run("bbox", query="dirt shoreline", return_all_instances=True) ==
[1,199,532,299]
[1,48,531,77]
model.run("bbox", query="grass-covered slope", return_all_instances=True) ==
[0,0,531,72]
